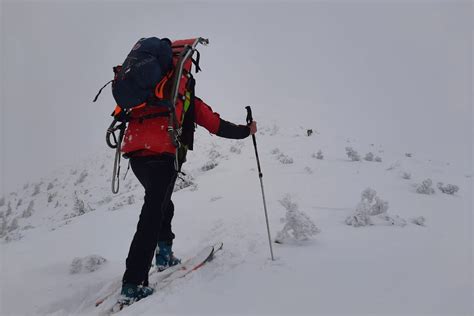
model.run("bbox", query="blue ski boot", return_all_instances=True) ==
[119,282,154,305]
[155,241,181,272]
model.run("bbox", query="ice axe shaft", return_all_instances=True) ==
[246,106,275,261]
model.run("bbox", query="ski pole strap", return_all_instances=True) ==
[93,80,113,102]
[192,49,201,73]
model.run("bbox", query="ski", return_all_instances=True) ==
[96,242,223,314]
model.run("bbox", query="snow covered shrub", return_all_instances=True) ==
[275,195,320,243]
[230,141,243,154]
[70,255,107,274]
[201,160,218,172]
[127,195,135,205]
[409,216,426,226]
[47,182,54,191]
[370,196,389,216]
[402,172,411,180]
[437,182,459,195]
[97,196,113,206]
[312,150,324,160]
[69,192,94,218]
[345,188,404,227]
[304,167,313,174]
[0,197,4,207]
[8,218,19,233]
[416,179,435,195]
[345,147,361,161]
[374,156,382,162]
[405,153,413,158]
[16,198,23,208]
[74,170,88,186]
[174,174,197,192]
[271,148,281,155]
[364,152,374,162]
[0,216,7,238]
[208,148,221,160]
[6,202,12,217]
[32,183,41,196]
[22,201,34,218]
[277,153,294,164]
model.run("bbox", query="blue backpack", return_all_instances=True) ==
[93,37,173,109]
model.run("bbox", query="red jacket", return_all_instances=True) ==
[122,97,246,157]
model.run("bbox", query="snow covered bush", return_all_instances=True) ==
[402,172,411,180]
[32,183,41,196]
[275,195,320,243]
[8,218,19,233]
[47,182,54,190]
[304,167,313,174]
[277,153,294,164]
[345,147,361,161]
[364,152,374,161]
[405,153,413,158]
[374,156,382,162]
[74,170,88,186]
[174,174,197,192]
[208,148,222,161]
[345,188,405,227]
[271,148,280,155]
[0,216,7,238]
[409,216,426,226]
[416,179,435,195]
[6,202,12,217]
[127,195,135,205]
[48,192,57,203]
[22,201,34,218]
[0,197,5,207]
[70,255,107,274]
[230,141,243,154]
[67,192,93,218]
[201,160,218,172]
[312,150,324,160]
[437,182,459,195]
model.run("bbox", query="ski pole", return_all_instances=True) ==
[246,106,275,261]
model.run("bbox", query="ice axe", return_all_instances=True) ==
[246,106,275,261]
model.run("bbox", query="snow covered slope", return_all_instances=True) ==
[0,119,472,315]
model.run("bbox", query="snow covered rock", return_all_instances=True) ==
[70,255,107,274]
[275,195,320,243]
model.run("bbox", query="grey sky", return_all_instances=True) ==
[1,0,472,194]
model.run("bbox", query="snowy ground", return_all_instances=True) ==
[0,119,472,316]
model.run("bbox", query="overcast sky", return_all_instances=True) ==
[1,0,472,195]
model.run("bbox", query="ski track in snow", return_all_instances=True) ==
[0,122,472,316]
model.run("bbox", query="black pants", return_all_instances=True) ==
[122,154,177,286]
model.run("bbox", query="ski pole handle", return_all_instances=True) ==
[246,106,253,125]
